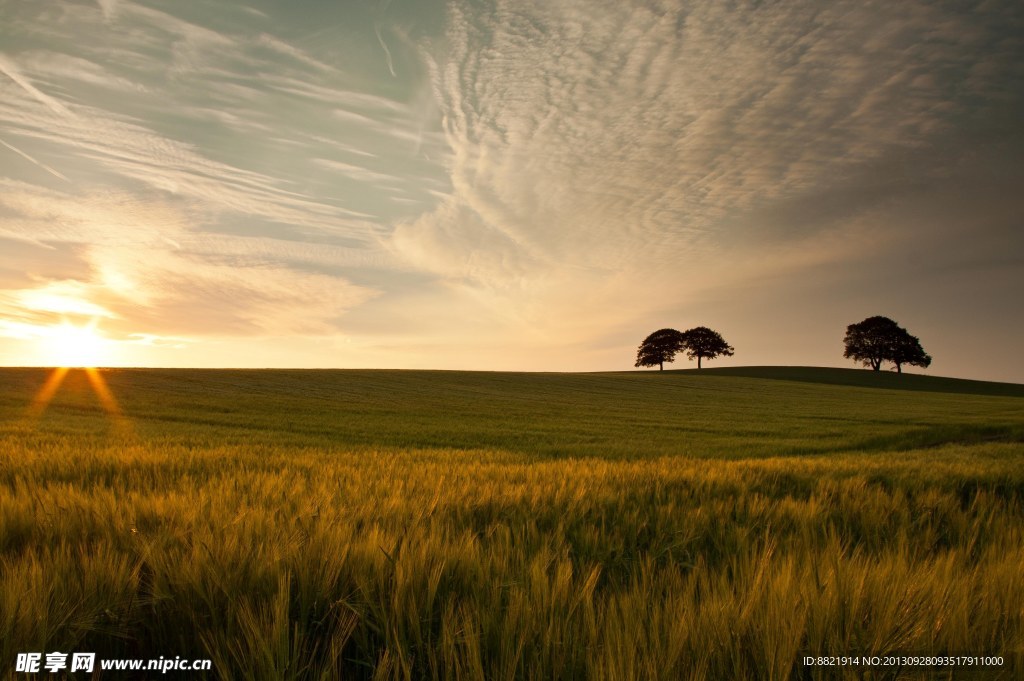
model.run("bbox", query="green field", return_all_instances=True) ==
[2,367,1023,680]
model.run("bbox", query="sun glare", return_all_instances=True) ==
[27,320,126,424]
[41,320,111,368]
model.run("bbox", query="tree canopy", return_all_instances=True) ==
[679,326,734,369]
[843,316,932,373]
[889,329,932,374]
[635,328,685,371]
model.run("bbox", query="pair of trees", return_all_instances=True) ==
[635,327,734,371]
[843,316,931,373]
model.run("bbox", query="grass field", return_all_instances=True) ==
[1,366,1023,679]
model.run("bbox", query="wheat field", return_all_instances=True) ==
[1,367,1022,680]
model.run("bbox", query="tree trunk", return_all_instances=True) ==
[698,356,702,369]
[896,363,902,374]
[659,361,663,371]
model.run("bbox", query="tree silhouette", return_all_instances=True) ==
[843,316,897,371]
[635,328,685,371]
[843,316,931,373]
[679,326,734,369]
[890,330,932,374]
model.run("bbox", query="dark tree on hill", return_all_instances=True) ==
[843,316,932,373]
[679,326,734,369]
[843,316,898,371]
[890,330,932,374]
[635,328,686,371]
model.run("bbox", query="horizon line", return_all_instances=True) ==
[1,364,1020,386]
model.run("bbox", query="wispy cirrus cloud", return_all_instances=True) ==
[0,183,381,344]
[95,0,120,22]
[0,54,74,117]
[0,0,446,213]
[0,0,446,365]
[408,0,1021,273]
[0,137,69,183]
[0,53,383,236]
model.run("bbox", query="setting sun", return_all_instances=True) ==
[40,320,111,368]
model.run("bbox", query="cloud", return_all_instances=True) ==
[312,158,405,185]
[0,137,69,182]
[256,33,336,73]
[375,24,397,77]
[390,198,538,286]
[96,0,119,22]
[0,0,440,356]
[388,0,1023,315]
[0,54,73,117]
[0,2,448,238]
[0,68,378,238]
[0,184,381,340]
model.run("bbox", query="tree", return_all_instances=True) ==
[843,316,898,371]
[889,330,932,374]
[843,316,931,373]
[635,328,685,371]
[679,326,734,369]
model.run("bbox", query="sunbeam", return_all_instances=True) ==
[26,366,70,419]
[24,366,130,435]
[84,366,122,417]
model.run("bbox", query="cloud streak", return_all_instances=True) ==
[0,54,73,117]
[0,137,69,182]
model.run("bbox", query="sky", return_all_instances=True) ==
[1,0,1022,381]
